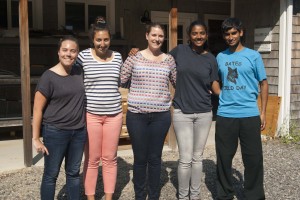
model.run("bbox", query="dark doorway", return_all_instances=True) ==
[207,18,227,120]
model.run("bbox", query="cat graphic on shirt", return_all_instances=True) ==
[227,67,238,84]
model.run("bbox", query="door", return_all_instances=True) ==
[204,14,229,56]
[204,14,229,119]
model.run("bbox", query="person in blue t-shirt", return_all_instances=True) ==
[215,18,268,200]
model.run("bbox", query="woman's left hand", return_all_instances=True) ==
[33,138,49,155]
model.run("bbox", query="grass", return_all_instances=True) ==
[279,121,300,145]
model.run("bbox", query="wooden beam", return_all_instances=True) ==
[19,0,32,167]
[169,7,178,51]
[168,2,178,151]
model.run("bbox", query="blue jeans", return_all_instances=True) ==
[173,109,212,200]
[126,111,171,200]
[41,124,86,200]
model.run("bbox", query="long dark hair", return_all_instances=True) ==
[187,20,209,51]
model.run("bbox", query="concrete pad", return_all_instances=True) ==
[0,122,216,173]
[0,139,44,173]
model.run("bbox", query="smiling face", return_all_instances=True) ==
[93,30,111,56]
[189,25,208,50]
[58,40,78,67]
[223,27,243,47]
[146,26,165,51]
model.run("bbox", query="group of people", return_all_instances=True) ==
[32,16,268,200]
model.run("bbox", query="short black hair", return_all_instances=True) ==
[221,17,243,33]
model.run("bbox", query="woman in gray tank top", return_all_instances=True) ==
[32,36,86,200]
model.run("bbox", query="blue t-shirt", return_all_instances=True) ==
[216,47,267,118]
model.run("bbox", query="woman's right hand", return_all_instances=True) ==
[32,138,49,155]
[128,48,139,56]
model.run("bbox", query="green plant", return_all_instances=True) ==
[280,121,300,144]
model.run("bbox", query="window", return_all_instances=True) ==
[0,0,42,29]
[151,11,197,52]
[160,24,184,53]
[294,0,300,15]
[65,2,85,31]
[0,0,8,28]
[11,0,33,28]
[58,0,115,34]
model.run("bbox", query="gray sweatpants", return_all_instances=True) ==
[173,109,212,200]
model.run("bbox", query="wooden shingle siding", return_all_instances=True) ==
[292,50,300,58]
[291,111,300,120]
[265,68,279,76]
[268,77,279,85]
[261,51,279,59]
[292,42,300,49]
[291,94,300,102]
[265,23,279,95]
[293,34,300,41]
[292,25,300,33]
[291,14,300,129]
[291,67,300,75]
[293,16,300,24]
[264,59,279,68]
[269,85,278,95]
[291,77,300,84]
[291,85,300,93]
[271,43,279,51]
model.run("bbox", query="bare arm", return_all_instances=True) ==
[32,91,49,155]
[128,48,139,56]
[211,81,221,95]
[259,79,268,130]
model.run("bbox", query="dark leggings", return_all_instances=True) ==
[215,116,265,200]
[126,111,171,200]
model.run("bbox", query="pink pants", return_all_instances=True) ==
[83,112,123,195]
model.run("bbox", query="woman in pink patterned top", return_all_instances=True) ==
[120,23,176,200]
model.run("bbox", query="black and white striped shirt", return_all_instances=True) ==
[77,48,123,115]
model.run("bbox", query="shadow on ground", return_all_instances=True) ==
[56,158,245,199]
[57,157,132,200]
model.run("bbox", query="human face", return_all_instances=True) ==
[189,25,208,49]
[58,40,78,67]
[93,30,111,56]
[146,27,164,50]
[223,28,243,47]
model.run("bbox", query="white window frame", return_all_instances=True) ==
[151,11,198,45]
[57,0,115,34]
[4,0,43,30]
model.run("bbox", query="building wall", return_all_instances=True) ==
[291,2,300,128]
[115,0,230,49]
[0,0,230,75]
[235,0,300,129]
[235,0,280,95]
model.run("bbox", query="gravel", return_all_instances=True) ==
[0,140,299,200]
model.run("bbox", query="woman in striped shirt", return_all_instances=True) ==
[77,17,123,200]
[120,23,176,200]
